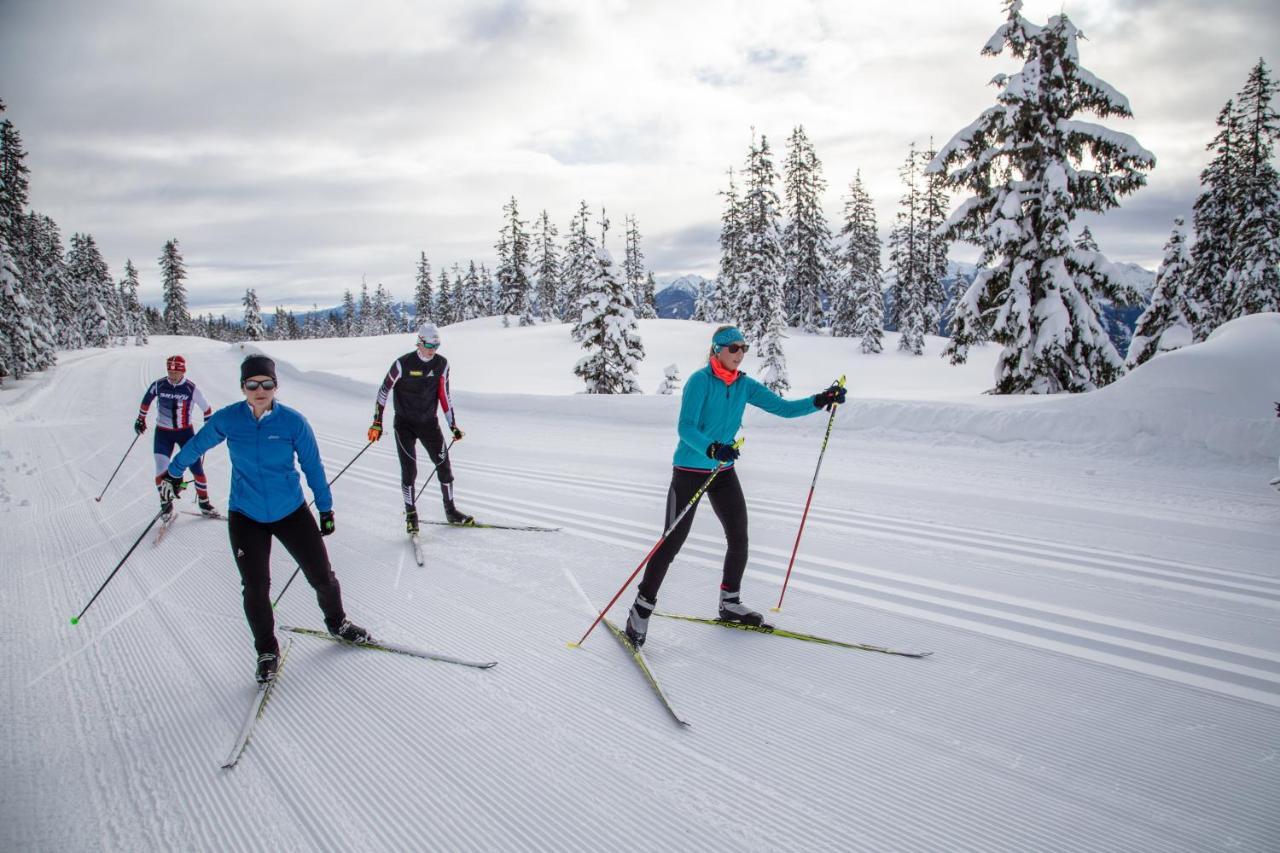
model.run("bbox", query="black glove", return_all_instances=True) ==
[813,383,847,411]
[134,415,147,435]
[158,471,186,502]
[707,442,740,463]
[319,510,336,536]
[451,426,464,441]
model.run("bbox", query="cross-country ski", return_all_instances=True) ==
[221,639,294,769]
[281,625,498,670]
[655,612,932,658]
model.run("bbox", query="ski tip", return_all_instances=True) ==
[69,616,79,625]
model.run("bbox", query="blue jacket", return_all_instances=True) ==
[170,401,332,523]
[673,363,817,470]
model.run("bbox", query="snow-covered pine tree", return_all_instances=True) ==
[17,212,58,366]
[917,140,951,334]
[0,100,38,381]
[340,288,357,336]
[928,2,1154,393]
[494,196,533,327]
[714,168,744,325]
[1186,100,1242,338]
[434,270,453,325]
[571,245,645,394]
[414,251,433,323]
[656,362,682,395]
[1224,59,1280,319]
[623,215,656,319]
[691,279,715,322]
[119,259,148,345]
[373,283,394,333]
[480,263,495,317]
[833,170,885,353]
[458,261,484,321]
[159,238,190,335]
[1067,226,1141,387]
[561,201,597,323]
[242,289,264,341]
[270,306,287,340]
[642,272,658,320]
[782,125,835,332]
[532,209,560,321]
[1127,217,1194,367]
[737,133,786,349]
[888,144,927,355]
[67,233,112,348]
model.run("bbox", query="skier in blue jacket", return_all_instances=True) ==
[162,355,369,683]
[623,325,846,647]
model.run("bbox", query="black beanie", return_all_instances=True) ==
[240,355,277,383]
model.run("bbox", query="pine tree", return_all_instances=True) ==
[572,246,645,394]
[479,263,495,317]
[1127,217,1195,367]
[340,288,357,336]
[833,171,885,353]
[0,99,38,381]
[656,362,683,395]
[414,251,433,323]
[243,289,264,341]
[17,214,57,367]
[889,144,927,355]
[357,280,374,336]
[67,233,112,348]
[495,196,533,326]
[917,140,951,334]
[714,168,744,325]
[159,238,190,335]
[434,270,453,325]
[929,2,1154,393]
[532,210,560,321]
[623,215,655,319]
[372,282,393,333]
[561,201,597,323]
[692,279,715,322]
[461,260,487,321]
[1068,227,1141,387]
[1225,59,1280,318]
[119,259,148,345]
[737,133,786,349]
[781,125,835,332]
[1186,101,1242,337]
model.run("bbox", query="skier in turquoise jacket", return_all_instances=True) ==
[623,325,846,647]
[163,355,369,684]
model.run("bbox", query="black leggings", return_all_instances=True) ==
[637,466,749,602]
[393,418,453,507]
[228,503,347,655]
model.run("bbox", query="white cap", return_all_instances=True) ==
[416,322,440,347]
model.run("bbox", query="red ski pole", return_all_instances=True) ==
[569,437,744,649]
[773,375,845,612]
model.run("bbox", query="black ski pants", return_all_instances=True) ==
[228,503,347,655]
[393,417,453,507]
[637,466,749,603]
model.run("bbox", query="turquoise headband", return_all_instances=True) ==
[712,326,745,351]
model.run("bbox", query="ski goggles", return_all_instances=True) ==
[418,338,439,349]
[242,379,277,390]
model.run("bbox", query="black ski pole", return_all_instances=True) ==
[413,437,458,504]
[95,433,143,502]
[272,440,373,609]
[70,510,165,624]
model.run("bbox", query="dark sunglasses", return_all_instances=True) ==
[242,379,277,390]
[723,343,749,354]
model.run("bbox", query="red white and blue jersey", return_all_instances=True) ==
[139,377,212,431]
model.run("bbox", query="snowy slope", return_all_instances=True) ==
[2,318,1279,851]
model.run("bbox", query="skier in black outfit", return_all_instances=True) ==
[368,322,473,533]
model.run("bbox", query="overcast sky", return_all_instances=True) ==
[2,0,1277,315]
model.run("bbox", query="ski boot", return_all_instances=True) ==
[405,506,419,535]
[718,589,765,627]
[160,497,175,521]
[255,651,280,684]
[331,618,371,645]
[443,501,474,525]
[198,498,219,518]
[624,593,655,648]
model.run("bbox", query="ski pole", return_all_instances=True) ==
[271,441,373,609]
[95,433,143,502]
[413,437,458,504]
[773,375,846,612]
[569,437,744,649]
[70,509,165,624]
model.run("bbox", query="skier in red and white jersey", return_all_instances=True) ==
[135,354,217,518]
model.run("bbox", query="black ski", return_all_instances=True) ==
[221,638,293,769]
[603,617,690,728]
[181,509,227,521]
[422,520,561,532]
[280,624,497,669]
[655,612,932,658]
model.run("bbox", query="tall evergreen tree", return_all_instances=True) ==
[461,261,487,321]
[833,171,885,353]
[414,251,433,323]
[561,201,597,323]
[495,196,533,326]
[372,282,394,333]
[242,289,264,341]
[572,246,645,394]
[159,238,190,335]
[714,168,744,325]
[433,270,452,325]
[1186,101,1242,337]
[480,263,495,317]
[1127,217,1195,367]
[0,99,38,380]
[67,233,112,348]
[1068,226,1141,387]
[737,133,786,349]
[929,2,1154,393]
[119,259,148,345]
[17,213,58,366]
[340,288,357,336]
[357,280,374,336]
[889,144,927,355]
[623,215,655,319]
[532,210,560,321]
[781,125,835,332]
[917,140,951,334]
[1225,59,1280,318]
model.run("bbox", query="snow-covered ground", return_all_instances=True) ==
[2,316,1279,851]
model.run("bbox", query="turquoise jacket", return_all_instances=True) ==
[170,401,332,523]
[673,363,817,470]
